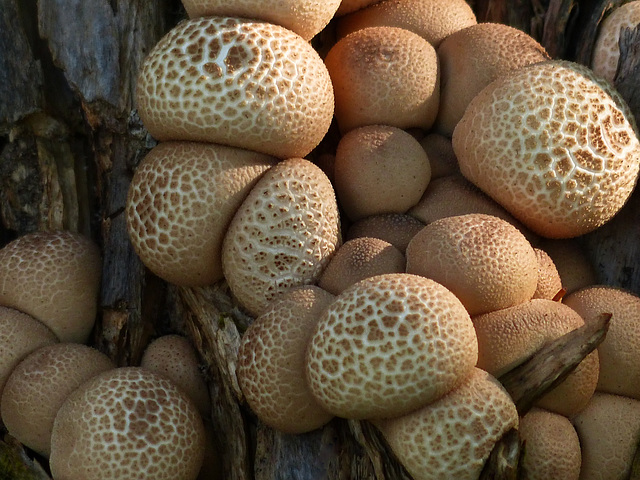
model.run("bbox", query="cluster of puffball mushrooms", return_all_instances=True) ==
[2,0,640,479]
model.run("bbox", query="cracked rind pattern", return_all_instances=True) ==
[126,141,275,287]
[453,60,640,239]
[375,368,518,480]
[50,367,205,480]
[222,158,340,318]
[305,273,478,420]
[136,16,334,159]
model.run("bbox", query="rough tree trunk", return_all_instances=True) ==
[0,1,639,479]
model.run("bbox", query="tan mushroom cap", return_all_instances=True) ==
[306,273,478,420]
[126,141,275,287]
[140,335,211,418]
[181,0,341,41]
[537,238,597,294]
[419,133,458,179]
[345,213,425,254]
[337,0,477,47]
[573,392,640,480]
[591,1,640,82]
[564,286,640,400]
[50,367,205,480]
[519,408,581,480]
[222,158,340,318]
[435,22,549,136]
[0,307,58,400]
[406,214,538,316]
[532,247,563,300]
[0,231,101,343]
[333,125,431,221]
[452,60,640,239]
[374,367,518,480]
[237,286,335,433]
[473,298,599,417]
[324,27,440,133]
[1,343,114,457]
[136,16,334,159]
[335,0,385,16]
[318,237,405,295]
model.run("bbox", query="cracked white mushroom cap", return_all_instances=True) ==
[126,141,276,287]
[0,231,101,343]
[452,60,640,238]
[222,158,340,318]
[136,16,334,159]
[306,273,478,420]
[49,367,205,480]
[180,0,341,41]
[374,367,518,480]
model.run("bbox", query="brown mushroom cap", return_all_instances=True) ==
[306,273,478,420]
[452,60,640,238]
[126,141,275,286]
[435,22,549,136]
[564,286,640,400]
[337,0,477,47]
[333,125,431,221]
[1,343,114,457]
[335,0,385,16]
[0,306,58,400]
[237,286,335,433]
[532,247,563,300]
[473,298,599,417]
[181,0,341,41]
[324,27,440,133]
[406,213,539,316]
[345,213,425,254]
[0,231,101,343]
[318,237,405,295]
[374,367,518,480]
[140,335,211,418]
[537,238,597,294]
[419,133,459,179]
[222,158,340,317]
[50,367,205,480]
[136,16,334,159]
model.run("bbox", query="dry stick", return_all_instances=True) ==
[479,428,521,480]
[0,434,50,480]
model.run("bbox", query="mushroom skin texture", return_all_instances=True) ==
[237,286,335,434]
[126,141,276,287]
[136,16,334,159]
[222,158,340,318]
[324,26,440,133]
[406,213,538,316]
[537,238,597,294]
[419,133,459,179]
[180,0,341,41]
[306,273,478,420]
[452,60,640,239]
[335,0,385,16]
[50,367,205,480]
[374,367,518,480]
[0,343,114,457]
[0,230,101,343]
[532,247,563,300]
[345,213,425,254]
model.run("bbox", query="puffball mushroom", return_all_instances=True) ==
[374,367,518,480]
[0,343,114,457]
[452,60,640,239]
[222,158,340,318]
[306,273,478,420]
[406,214,538,316]
[180,0,341,41]
[136,16,334,159]
[333,125,431,221]
[0,230,101,343]
[335,0,385,16]
[537,238,597,294]
[324,26,439,133]
[345,213,425,254]
[419,133,458,179]
[237,286,335,433]
[49,367,205,480]
[532,247,563,300]
[126,141,276,286]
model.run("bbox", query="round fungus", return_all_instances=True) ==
[237,286,335,433]
[537,238,597,294]
[335,0,385,16]
[1,343,114,457]
[0,230,101,343]
[324,26,439,133]
[136,16,334,158]
[452,60,640,238]
[532,247,563,300]
[126,141,275,286]
[345,213,425,254]
[419,133,459,179]
[222,158,340,318]
[49,367,205,480]
[306,273,478,420]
